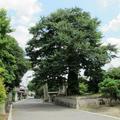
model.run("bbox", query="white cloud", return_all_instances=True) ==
[0,0,42,49]
[0,0,42,86]
[103,37,120,48]
[11,26,31,48]
[101,14,120,33]
[103,37,120,69]
[21,70,34,87]
[100,2,120,69]
[98,0,120,8]
[0,0,42,17]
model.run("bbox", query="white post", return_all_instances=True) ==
[76,97,79,110]
[15,92,17,102]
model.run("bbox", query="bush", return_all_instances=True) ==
[79,83,88,95]
[99,78,120,102]
[0,79,6,103]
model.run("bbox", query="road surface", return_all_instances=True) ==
[13,99,120,120]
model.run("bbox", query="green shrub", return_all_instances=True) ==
[79,83,88,95]
[0,79,6,103]
[99,78,120,101]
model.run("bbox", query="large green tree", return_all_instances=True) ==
[0,9,28,91]
[26,8,116,95]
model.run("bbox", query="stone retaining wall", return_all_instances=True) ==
[54,96,103,109]
[77,97,100,108]
[55,97,77,108]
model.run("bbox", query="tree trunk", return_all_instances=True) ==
[67,67,79,95]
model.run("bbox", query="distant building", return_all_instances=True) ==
[14,85,28,101]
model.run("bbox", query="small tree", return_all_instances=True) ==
[99,78,120,104]
[79,82,88,95]
[0,9,29,91]
[0,79,6,104]
[0,68,6,104]
[0,77,6,115]
[106,67,120,79]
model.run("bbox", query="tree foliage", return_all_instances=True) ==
[0,79,6,103]
[106,67,120,80]
[0,9,28,91]
[27,80,44,98]
[27,81,36,92]
[0,68,6,103]
[99,78,120,102]
[0,9,12,37]
[79,82,88,95]
[26,8,116,95]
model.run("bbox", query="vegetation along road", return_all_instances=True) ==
[13,99,119,120]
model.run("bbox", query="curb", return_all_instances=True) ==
[8,104,12,120]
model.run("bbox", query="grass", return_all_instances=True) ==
[79,103,120,118]
[76,94,120,118]
[0,114,7,120]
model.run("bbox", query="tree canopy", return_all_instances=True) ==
[0,9,29,91]
[26,8,116,95]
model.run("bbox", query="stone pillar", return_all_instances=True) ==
[14,92,18,102]
[20,93,23,100]
[63,85,66,94]
[14,87,19,102]
[76,97,79,110]
[43,83,49,102]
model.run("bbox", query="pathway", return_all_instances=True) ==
[13,98,120,120]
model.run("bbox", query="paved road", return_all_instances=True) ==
[13,99,119,120]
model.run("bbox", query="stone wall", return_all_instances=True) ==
[55,97,77,108]
[54,96,104,109]
[77,97,101,109]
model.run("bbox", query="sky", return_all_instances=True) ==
[0,0,120,86]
